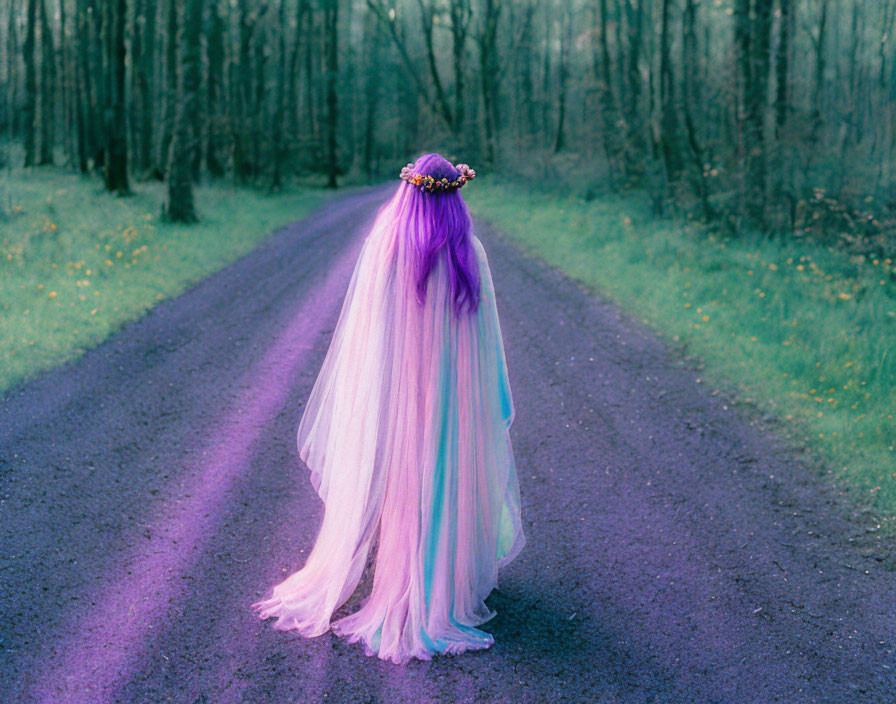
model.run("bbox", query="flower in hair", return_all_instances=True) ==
[399,162,476,193]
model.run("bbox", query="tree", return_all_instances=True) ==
[593,0,621,182]
[5,0,21,143]
[58,0,72,164]
[163,0,203,221]
[132,0,157,176]
[367,0,454,133]
[771,0,796,232]
[74,0,94,173]
[682,0,712,220]
[774,0,793,136]
[4,0,895,250]
[251,2,269,179]
[514,0,536,147]
[621,0,646,183]
[658,0,683,185]
[734,0,774,230]
[103,0,129,193]
[38,0,56,164]
[808,0,828,145]
[272,0,288,189]
[232,0,255,183]
[23,0,37,167]
[206,0,226,176]
[361,5,383,178]
[322,0,339,188]
[553,4,569,153]
[158,0,178,180]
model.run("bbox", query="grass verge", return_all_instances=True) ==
[464,177,896,526]
[1,167,338,395]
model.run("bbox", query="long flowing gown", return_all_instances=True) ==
[251,191,526,664]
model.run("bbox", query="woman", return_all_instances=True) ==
[252,153,525,664]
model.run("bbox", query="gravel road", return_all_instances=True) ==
[2,183,895,703]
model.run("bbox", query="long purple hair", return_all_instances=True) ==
[391,153,480,317]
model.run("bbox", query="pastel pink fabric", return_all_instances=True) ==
[252,184,525,664]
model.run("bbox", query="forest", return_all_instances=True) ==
[1,0,894,257]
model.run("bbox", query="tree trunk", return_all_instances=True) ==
[6,0,21,140]
[232,0,254,183]
[362,6,382,178]
[517,1,536,146]
[287,0,310,141]
[553,5,568,154]
[770,0,795,232]
[843,3,861,147]
[86,0,105,169]
[23,0,38,167]
[594,0,621,181]
[272,0,288,189]
[38,0,56,164]
[746,0,773,228]
[103,0,129,193]
[540,7,551,148]
[164,0,203,221]
[188,0,206,179]
[809,0,828,144]
[305,2,319,153]
[59,0,72,164]
[158,0,178,179]
[132,0,156,176]
[774,0,792,135]
[132,0,146,172]
[621,0,646,183]
[252,3,269,180]
[682,0,712,220]
[658,0,682,184]
[322,0,339,188]
[206,0,225,176]
[74,0,90,172]
[733,0,751,226]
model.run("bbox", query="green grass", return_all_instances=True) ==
[464,176,896,525]
[1,167,338,394]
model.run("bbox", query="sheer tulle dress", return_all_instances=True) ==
[251,184,526,664]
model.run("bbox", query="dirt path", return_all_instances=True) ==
[1,184,894,703]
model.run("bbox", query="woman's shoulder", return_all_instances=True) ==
[470,233,486,258]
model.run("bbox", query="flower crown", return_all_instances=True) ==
[399,162,476,193]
